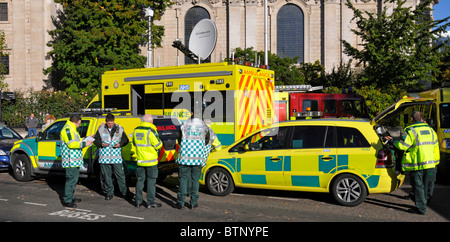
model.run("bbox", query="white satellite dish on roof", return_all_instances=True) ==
[189,19,217,61]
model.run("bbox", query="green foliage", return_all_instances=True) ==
[45,0,172,93]
[0,30,9,90]
[1,90,95,127]
[355,85,407,118]
[230,47,326,85]
[342,0,450,91]
[436,45,450,85]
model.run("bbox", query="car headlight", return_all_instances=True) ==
[0,149,6,156]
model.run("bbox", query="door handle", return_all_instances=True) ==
[270,157,281,161]
[320,156,333,161]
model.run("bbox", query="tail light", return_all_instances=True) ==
[376,148,394,168]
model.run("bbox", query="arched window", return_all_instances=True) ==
[184,7,210,64]
[277,4,304,62]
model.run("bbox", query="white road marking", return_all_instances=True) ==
[0,198,8,202]
[24,202,47,206]
[268,197,299,201]
[75,208,92,212]
[113,214,144,220]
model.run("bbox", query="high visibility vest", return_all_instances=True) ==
[60,121,85,168]
[394,122,440,171]
[98,124,124,164]
[176,118,209,166]
[204,125,221,161]
[132,122,162,167]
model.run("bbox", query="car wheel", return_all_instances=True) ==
[206,167,234,196]
[12,154,33,182]
[331,174,367,207]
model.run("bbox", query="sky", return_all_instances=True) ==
[433,0,450,36]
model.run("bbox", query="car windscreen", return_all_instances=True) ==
[0,126,22,139]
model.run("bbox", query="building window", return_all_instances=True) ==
[277,4,304,62]
[0,55,9,75]
[184,7,210,64]
[0,3,7,22]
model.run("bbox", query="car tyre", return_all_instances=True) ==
[12,154,33,182]
[206,167,234,196]
[331,173,367,207]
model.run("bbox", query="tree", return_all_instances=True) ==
[436,43,450,85]
[342,0,450,91]
[0,30,9,90]
[45,0,172,93]
[231,47,327,85]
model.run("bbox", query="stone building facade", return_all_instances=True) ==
[0,0,58,91]
[153,0,423,69]
[0,0,428,92]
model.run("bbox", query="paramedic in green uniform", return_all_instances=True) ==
[386,111,439,214]
[176,110,210,210]
[186,119,221,197]
[60,115,93,208]
[93,113,131,201]
[132,114,163,208]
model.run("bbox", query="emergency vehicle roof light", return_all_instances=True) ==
[293,111,323,118]
[275,85,323,92]
[74,108,134,117]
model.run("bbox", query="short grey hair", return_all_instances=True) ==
[142,114,153,123]
[411,111,423,122]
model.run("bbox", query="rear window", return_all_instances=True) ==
[153,118,181,139]
[153,118,180,150]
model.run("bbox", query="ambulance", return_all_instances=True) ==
[200,96,434,206]
[99,62,276,146]
[9,112,181,182]
[418,86,450,177]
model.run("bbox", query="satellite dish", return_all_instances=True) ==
[189,19,217,61]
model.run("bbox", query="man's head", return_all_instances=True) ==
[105,113,115,128]
[30,113,34,118]
[143,114,154,124]
[70,115,82,128]
[411,111,423,123]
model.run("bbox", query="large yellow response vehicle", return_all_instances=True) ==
[97,62,276,146]
[419,86,450,177]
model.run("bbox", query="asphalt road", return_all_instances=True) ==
[0,171,449,223]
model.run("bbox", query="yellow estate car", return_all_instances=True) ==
[200,96,435,206]
[200,119,404,207]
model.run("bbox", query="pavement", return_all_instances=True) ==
[15,128,41,138]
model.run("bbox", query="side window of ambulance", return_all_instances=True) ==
[41,121,66,141]
[291,126,328,148]
[336,127,370,147]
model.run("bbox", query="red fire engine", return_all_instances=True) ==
[275,85,369,121]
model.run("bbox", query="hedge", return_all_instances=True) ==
[0,90,94,128]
